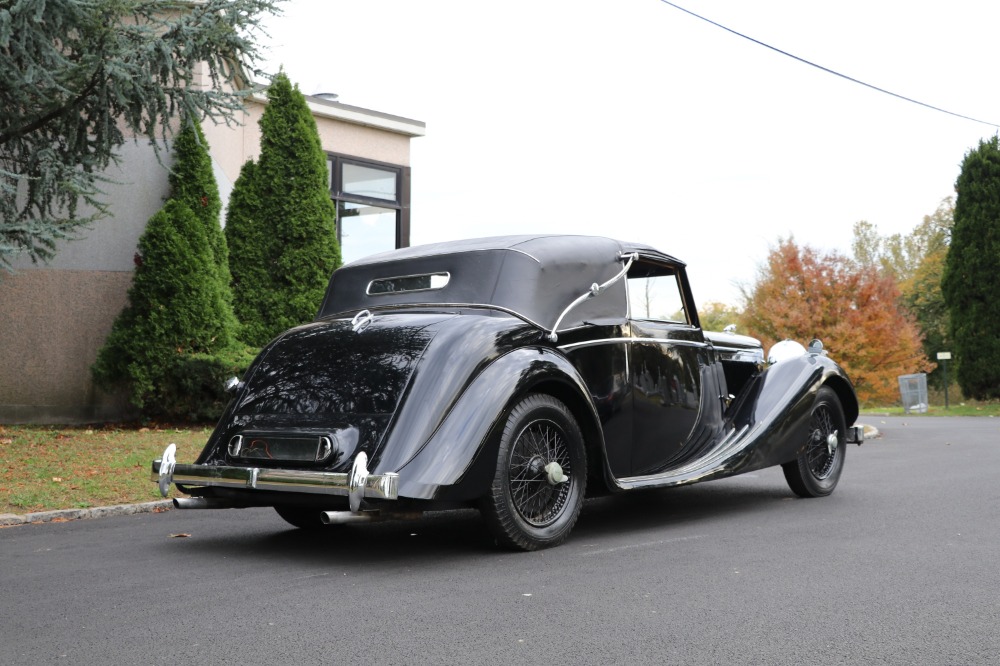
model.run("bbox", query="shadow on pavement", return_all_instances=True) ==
[161,475,795,566]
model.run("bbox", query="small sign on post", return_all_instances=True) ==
[937,352,952,410]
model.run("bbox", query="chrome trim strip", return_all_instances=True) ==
[324,302,549,332]
[629,337,708,349]
[151,458,400,502]
[351,246,541,267]
[558,337,709,352]
[711,345,756,354]
[616,424,753,489]
[557,337,629,352]
[711,345,765,363]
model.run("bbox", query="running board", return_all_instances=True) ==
[615,424,756,490]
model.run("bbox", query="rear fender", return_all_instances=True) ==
[394,346,602,501]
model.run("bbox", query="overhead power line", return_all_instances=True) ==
[659,0,1000,129]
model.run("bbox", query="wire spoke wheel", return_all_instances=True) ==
[783,387,847,498]
[806,404,837,479]
[508,419,572,527]
[481,393,586,550]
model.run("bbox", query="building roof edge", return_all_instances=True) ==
[249,90,426,137]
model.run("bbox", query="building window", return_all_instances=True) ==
[327,154,410,264]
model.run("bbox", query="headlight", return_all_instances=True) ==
[767,340,807,365]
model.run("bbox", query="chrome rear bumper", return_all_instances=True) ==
[152,446,398,511]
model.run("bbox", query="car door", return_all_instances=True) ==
[626,260,717,476]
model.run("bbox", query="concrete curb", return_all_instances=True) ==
[858,423,882,440]
[0,500,172,527]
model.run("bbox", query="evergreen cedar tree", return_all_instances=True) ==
[92,200,239,415]
[226,72,341,347]
[740,238,931,405]
[942,137,1000,400]
[0,0,281,270]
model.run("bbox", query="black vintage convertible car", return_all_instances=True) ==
[154,235,863,550]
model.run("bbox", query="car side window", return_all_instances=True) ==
[627,266,688,324]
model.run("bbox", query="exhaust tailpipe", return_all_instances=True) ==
[172,498,246,510]
[320,510,423,525]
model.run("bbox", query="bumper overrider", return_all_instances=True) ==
[152,444,399,512]
[847,425,864,445]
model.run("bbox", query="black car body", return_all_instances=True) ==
[154,235,863,550]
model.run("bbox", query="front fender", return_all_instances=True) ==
[393,346,601,501]
[729,353,859,473]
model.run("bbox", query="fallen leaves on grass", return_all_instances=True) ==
[0,426,210,514]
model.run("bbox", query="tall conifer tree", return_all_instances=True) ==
[168,118,231,293]
[226,72,340,346]
[942,137,1000,399]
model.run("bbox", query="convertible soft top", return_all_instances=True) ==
[317,234,684,329]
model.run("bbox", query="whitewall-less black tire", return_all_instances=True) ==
[782,387,847,498]
[481,393,587,551]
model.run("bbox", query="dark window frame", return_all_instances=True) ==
[327,153,411,253]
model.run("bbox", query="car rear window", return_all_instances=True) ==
[367,272,450,295]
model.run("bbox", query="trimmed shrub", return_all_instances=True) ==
[226,72,341,346]
[160,346,258,422]
[93,200,241,420]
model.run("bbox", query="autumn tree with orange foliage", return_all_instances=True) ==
[740,238,932,405]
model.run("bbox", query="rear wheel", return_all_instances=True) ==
[481,393,587,551]
[273,506,331,530]
[783,387,847,498]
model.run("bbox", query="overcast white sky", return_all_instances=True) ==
[261,0,1000,307]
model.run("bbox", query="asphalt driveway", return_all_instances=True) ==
[2,415,998,665]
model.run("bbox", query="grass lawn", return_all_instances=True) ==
[0,424,211,515]
[860,402,1000,417]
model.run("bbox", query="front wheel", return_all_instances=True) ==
[481,394,587,551]
[783,386,847,498]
